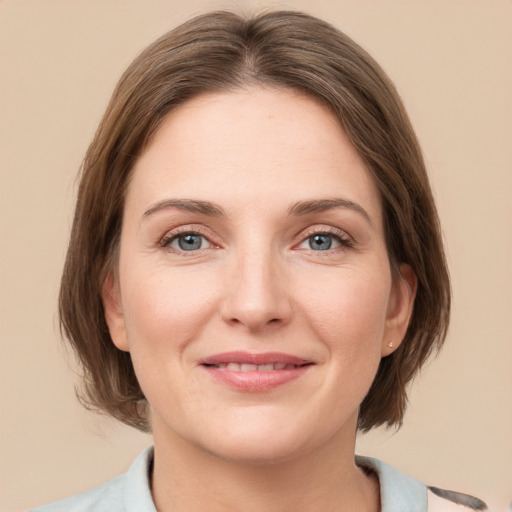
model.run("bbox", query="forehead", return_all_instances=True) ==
[127,87,382,224]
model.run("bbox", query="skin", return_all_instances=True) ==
[103,87,417,512]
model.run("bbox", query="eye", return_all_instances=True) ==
[307,234,336,251]
[163,232,212,252]
[296,229,353,252]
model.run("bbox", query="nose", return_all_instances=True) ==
[220,248,293,332]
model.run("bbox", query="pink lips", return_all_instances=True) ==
[199,351,313,392]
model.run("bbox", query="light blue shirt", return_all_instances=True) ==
[30,447,485,512]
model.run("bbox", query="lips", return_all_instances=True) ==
[199,351,313,392]
[212,362,298,371]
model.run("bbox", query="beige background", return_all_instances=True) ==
[1,0,511,511]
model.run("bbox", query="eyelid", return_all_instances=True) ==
[159,225,220,252]
[293,225,354,250]
[299,225,352,241]
[158,223,354,253]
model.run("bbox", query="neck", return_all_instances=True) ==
[150,416,380,512]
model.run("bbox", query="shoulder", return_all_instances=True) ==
[29,447,156,512]
[29,474,126,512]
[356,455,488,512]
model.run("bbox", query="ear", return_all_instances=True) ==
[381,263,417,357]
[102,273,130,352]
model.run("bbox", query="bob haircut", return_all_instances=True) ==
[59,10,450,433]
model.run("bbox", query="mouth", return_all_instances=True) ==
[198,352,314,392]
[204,362,305,371]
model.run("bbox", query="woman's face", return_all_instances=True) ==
[104,87,415,464]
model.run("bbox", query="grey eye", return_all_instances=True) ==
[308,234,333,251]
[175,234,205,251]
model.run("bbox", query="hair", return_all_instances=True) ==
[59,10,450,433]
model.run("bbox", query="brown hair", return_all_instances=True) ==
[59,10,450,432]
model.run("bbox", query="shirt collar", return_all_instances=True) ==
[124,447,428,512]
[124,446,157,512]
[356,455,427,512]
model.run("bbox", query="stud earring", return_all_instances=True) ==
[388,342,394,348]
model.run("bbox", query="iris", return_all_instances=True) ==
[178,234,203,251]
[309,234,332,251]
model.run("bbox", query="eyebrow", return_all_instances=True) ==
[142,197,372,225]
[288,198,373,226]
[143,199,225,218]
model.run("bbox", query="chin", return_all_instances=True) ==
[184,407,346,467]
[201,430,312,466]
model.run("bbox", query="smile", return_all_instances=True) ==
[199,352,314,392]
[207,363,301,371]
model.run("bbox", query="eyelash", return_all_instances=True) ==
[296,227,354,252]
[159,226,354,255]
[160,226,216,255]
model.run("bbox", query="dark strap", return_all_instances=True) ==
[428,486,488,511]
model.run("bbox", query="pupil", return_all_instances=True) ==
[178,234,202,251]
[310,234,332,251]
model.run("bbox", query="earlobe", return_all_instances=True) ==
[102,273,130,352]
[382,263,417,356]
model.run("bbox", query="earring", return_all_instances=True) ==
[388,342,393,348]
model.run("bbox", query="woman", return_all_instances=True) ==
[32,10,487,512]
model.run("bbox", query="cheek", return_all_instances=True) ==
[284,267,392,438]
[118,265,221,412]
[120,264,220,354]
[298,267,391,356]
